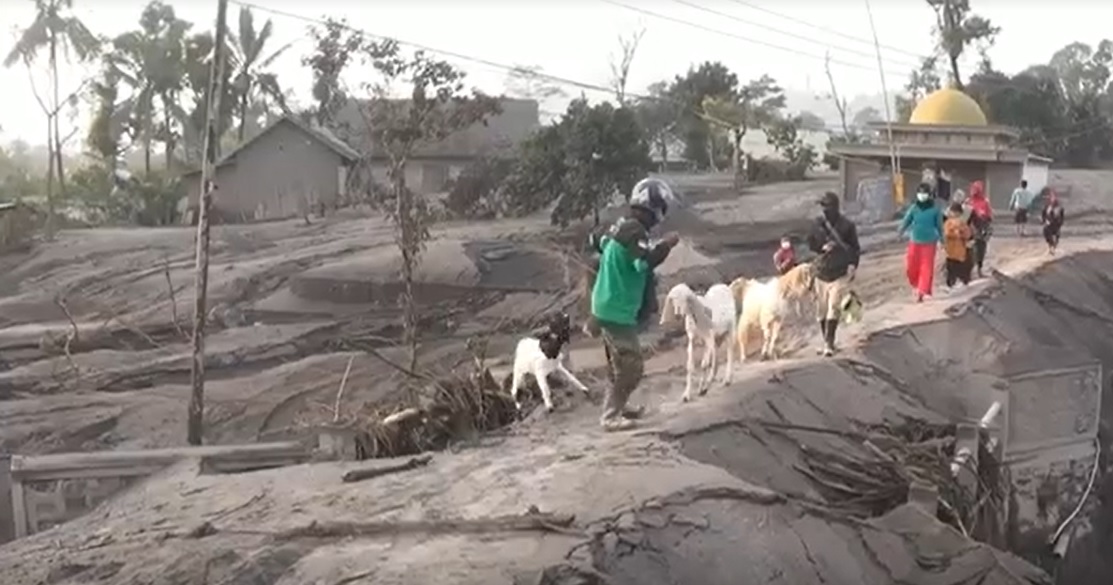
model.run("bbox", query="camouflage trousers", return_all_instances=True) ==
[598,320,645,422]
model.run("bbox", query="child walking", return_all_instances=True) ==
[943,202,974,289]
[1042,190,1065,255]
[773,236,797,275]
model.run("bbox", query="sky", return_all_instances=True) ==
[2,0,1111,150]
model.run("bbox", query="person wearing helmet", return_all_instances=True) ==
[806,191,861,357]
[587,177,680,431]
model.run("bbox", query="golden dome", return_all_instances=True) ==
[909,88,988,126]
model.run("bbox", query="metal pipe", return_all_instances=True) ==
[951,401,1003,476]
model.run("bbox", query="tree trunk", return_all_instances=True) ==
[238,86,249,143]
[164,103,179,173]
[707,134,716,173]
[189,0,230,446]
[731,131,743,192]
[44,118,55,240]
[392,161,420,381]
[144,133,152,176]
[50,33,66,207]
[658,137,668,172]
[949,55,963,90]
[41,34,59,240]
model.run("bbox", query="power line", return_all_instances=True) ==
[668,0,923,70]
[724,0,925,61]
[230,0,1107,153]
[231,0,852,134]
[598,0,911,79]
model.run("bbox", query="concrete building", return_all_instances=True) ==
[181,115,360,223]
[828,88,1052,212]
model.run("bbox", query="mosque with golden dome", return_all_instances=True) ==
[828,87,1051,212]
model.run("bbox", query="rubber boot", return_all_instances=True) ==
[823,319,839,356]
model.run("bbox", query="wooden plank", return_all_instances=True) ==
[0,455,13,543]
[11,442,307,482]
[17,465,171,483]
[10,480,26,539]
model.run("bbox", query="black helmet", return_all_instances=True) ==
[631,178,679,224]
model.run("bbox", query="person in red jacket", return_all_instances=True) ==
[773,236,797,275]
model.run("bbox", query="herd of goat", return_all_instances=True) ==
[509,262,819,411]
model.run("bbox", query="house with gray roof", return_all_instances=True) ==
[181,115,360,223]
[181,99,539,223]
[331,98,539,196]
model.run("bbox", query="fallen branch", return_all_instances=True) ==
[333,355,355,423]
[333,570,376,585]
[54,295,81,381]
[341,454,432,483]
[206,492,266,522]
[163,260,187,340]
[214,509,579,540]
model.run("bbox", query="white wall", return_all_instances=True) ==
[1023,159,1050,194]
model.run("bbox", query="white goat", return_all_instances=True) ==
[509,316,589,412]
[730,263,815,362]
[660,283,737,402]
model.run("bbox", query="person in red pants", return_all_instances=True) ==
[899,183,944,302]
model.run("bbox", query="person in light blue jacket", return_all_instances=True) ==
[900,183,944,302]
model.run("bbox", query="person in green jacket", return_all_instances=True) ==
[900,183,945,302]
[588,178,679,431]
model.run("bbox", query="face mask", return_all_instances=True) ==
[780,241,791,250]
[916,192,931,203]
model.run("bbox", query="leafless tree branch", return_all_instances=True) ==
[609,27,645,106]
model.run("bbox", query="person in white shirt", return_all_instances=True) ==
[1008,180,1034,237]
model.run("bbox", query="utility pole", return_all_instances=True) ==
[187,0,228,446]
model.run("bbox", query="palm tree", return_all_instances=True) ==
[5,0,99,237]
[180,31,238,166]
[229,7,292,142]
[108,1,190,175]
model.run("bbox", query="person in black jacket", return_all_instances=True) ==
[806,192,861,356]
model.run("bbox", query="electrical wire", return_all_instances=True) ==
[668,0,923,70]
[598,0,910,79]
[724,0,925,60]
[1049,438,1101,548]
[234,0,1088,126]
[230,0,1109,157]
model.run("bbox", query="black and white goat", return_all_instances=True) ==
[509,312,589,412]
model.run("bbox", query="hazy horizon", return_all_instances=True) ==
[3,0,1110,151]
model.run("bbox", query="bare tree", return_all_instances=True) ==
[358,40,500,377]
[823,52,851,138]
[609,27,645,106]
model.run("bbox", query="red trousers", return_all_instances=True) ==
[905,242,937,296]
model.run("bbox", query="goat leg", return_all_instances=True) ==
[736,321,749,364]
[510,369,526,411]
[682,338,695,402]
[722,329,734,385]
[556,364,590,395]
[768,319,783,360]
[536,369,556,412]
[698,336,715,396]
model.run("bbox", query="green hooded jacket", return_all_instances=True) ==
[589,214,672,326]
